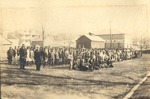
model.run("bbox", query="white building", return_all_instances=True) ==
[97,33,131,49]
[76,34,105,49]
[19,30,42,46]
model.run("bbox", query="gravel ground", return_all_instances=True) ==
[1,54,150,99]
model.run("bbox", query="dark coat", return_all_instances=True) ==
[7,49,13,59]
[34,49,42,66]
[41,50,48,60]
[34,50,41,61]
[19,47,27,60]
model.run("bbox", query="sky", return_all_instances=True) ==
[0,0,150,38]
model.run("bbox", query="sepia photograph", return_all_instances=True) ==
[0,0,150,99]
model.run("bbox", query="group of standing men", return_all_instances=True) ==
[7,44,41,71]
[7,44,142,71]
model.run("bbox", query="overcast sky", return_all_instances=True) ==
[0,0,150,38]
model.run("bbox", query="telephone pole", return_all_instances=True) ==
[42,25,45,47]
[110,21,112,49]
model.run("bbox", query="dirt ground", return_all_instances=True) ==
[1,54,150,99]
[130,76,150,99]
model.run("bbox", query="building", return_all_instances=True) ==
[0,34,12,60]
[7,33,19,47]
[76,35,105,49]
[97,33,131,49]
[17,30,42,46]
[31,36,43,46]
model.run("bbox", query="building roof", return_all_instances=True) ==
[7,33,19,39]
[98,33,125,36]
[84,35,105,42]
[99,29,123,34]
[0,34,12,45]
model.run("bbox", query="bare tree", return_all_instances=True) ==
[132,35,150,51]
[37,8,50,47]
[39,16,51,47]
[41,24,45,47]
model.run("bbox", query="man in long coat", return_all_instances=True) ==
[19,44,27,69]
[34,46,42,71]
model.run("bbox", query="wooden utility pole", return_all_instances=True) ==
[42,25,45,47]
[110,21,112,49]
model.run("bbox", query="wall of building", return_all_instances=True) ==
[91,41,105,48]
[124,34,131,48]
[31,41,43,46]
[105,42,125,49]
[98,33,131,49]
[99,34,125,42]
[0,35,12,61]
[76,36,91,48]
[1,45,11,60]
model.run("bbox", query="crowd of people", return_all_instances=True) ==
[7,44,142,71]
